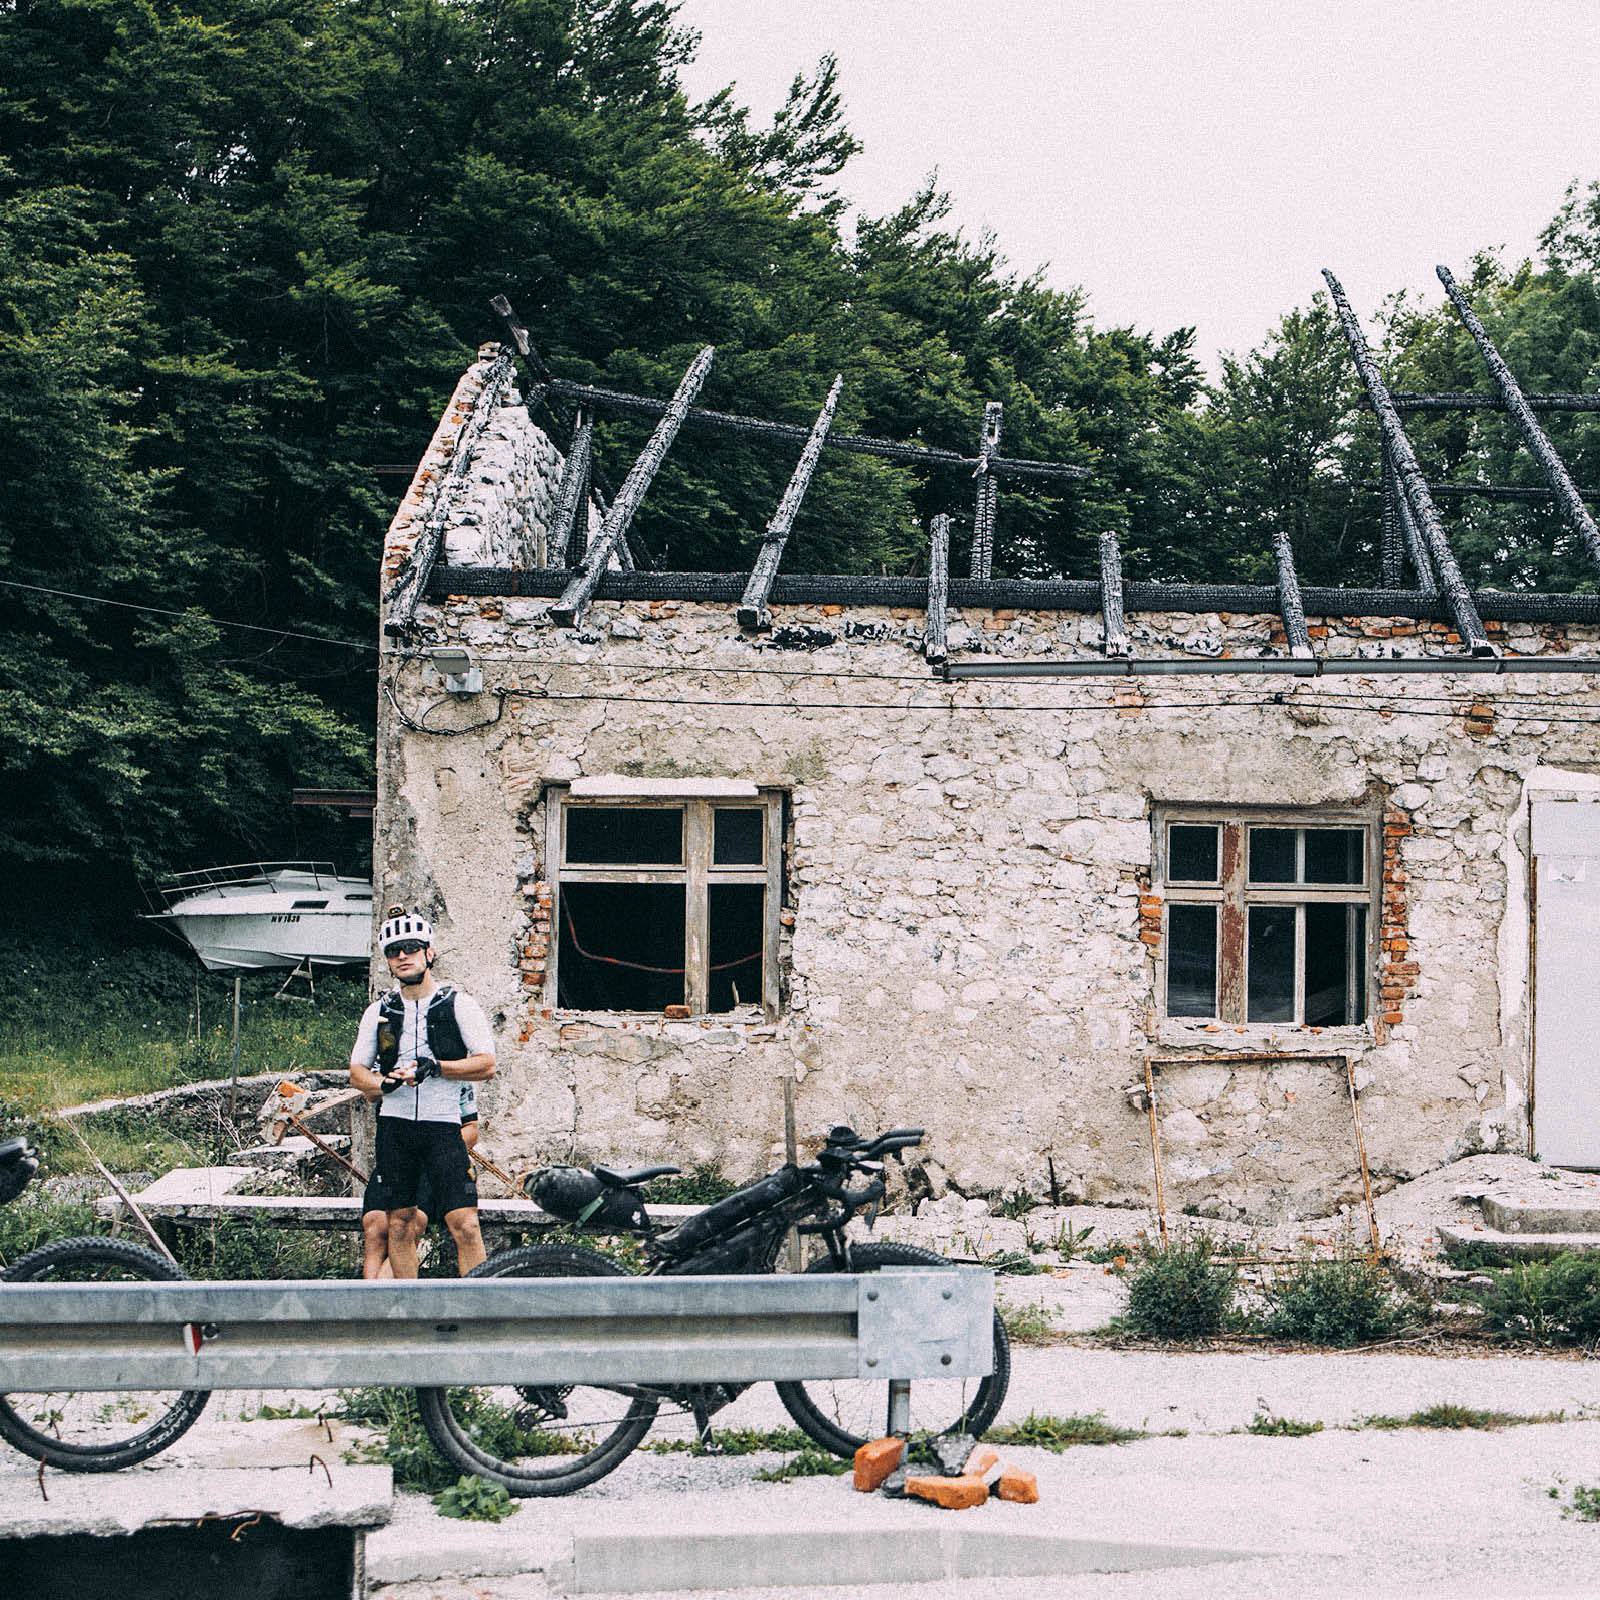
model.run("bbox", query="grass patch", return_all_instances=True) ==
[1260,1254,1412,1347]
[1115,1237,1235,1340]
[174,1216,361,1280]
[1245,1412,1323,1437]
[643,1164,737,1206]
[1000,1300,1059,1344]
[753,1446,851,1482]
[0,1193,103,1272]
[1471,1254,1600,1347]
[1359,1403,1564,1432]
[985,1411,1146,1450]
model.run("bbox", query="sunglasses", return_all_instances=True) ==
[386,940,428,957]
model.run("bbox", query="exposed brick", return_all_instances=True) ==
[996,1465,1040,1504]
[853,1436,905,1493]
[905,1474,989,1510]
[963,1443,1000,1478]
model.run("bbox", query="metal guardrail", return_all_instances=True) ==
[0,1269,992,1391]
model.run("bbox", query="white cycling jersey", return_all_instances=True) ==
[350,985,493,1123]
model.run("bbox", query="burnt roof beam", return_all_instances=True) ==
[541,378,1089,481]
[925,514,951,664]
[548,411,594,567]
[1098,529,1129,657]
[1437,263,1600,572]
[551,346,714,628]
[970,402,1003,579]
[1322,268,1494,656]
[738,375,842,632]
[1271,529,1313,658]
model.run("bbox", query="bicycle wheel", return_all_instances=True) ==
[0,1235,211,1472]
[415,1243,659,1496]
[775,1241,1011,1457]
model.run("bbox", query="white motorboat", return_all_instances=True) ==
[147,863,373,972]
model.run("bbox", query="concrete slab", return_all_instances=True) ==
[1482,1195,1600,1234]
[1437,1220,1600,1259]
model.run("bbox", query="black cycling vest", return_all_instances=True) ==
[375,986,470,1070]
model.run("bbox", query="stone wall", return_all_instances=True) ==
[372,570,1600,1219]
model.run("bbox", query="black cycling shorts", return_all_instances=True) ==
[370,1118,477,1218]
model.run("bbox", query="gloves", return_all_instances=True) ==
[381,1058,441,1093]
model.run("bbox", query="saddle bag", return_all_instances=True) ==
[527,1166,648,1231]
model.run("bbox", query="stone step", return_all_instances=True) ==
[1438,1220,1600,1261]
[1482,1195,1600,1234]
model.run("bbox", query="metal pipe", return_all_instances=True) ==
[738,376,843,631]
[1099,528,1129,657]
[1271,528,1312,658]
[970,402,1003,579]
[1437,263,1600,571]
[553,347,715,627]
[942,655,1600,680]
[1322,269,1494,656]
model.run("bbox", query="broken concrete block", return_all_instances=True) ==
[995,1465,1039,1504]
[878,1463,909,1498]
[906,1474,989,1510]
[930,1431,978,1476]
[853,1436,905,1493]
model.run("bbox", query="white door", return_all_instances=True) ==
[1532,800,1600,1168]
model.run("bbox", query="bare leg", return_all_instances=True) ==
[387,1207,421,1278]
[445,1207,486,1275]
[361,1210,390,1280]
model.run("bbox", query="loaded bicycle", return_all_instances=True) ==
[414,1124,1011,1495]
[0,1136,211,1471]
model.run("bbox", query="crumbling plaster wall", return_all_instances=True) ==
[375,575,1600,1220]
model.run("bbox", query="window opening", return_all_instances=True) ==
[290,899,329,910]
[550,792,783,1017]
[1161,811,1375,1027]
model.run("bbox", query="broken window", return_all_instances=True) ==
[1158,810,1376,1026]
[549,793,784,1017]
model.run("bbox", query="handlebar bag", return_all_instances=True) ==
[651,1164,806,1259]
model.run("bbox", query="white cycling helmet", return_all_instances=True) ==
[379,906,434,954]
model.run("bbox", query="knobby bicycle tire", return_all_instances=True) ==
[775,1241,1011,1457]
[415,1243,659,1496]
[0,1235,211,1471]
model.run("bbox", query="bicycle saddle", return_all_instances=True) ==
[593,1164,680,1187]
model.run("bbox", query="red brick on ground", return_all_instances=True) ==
[995,1465,1039,1504]
[852,1436,904,1493]
[905,1474,989,1510]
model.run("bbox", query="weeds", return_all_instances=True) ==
[985,1412,1145,1449]
[996,1188,1042,1220]
[983,1248,1043,1276]
[1033,1221,1096,1261]
[644,1426,812,1455]
[1360,1404,1563,1432]
[1260,1254,1411,1347]
[753,1446,851,1482]
[1116,1237,1235,1340]
[433,1475,519,1522]
[1471,1254,1600,1347]
[999,1300,1059,1345]
[1550,1479,1600,1521]
[175,1217,360,1280]
[1245,1412,1323,1436]
[0,1193,101,1271]
[644,1165,737,1206]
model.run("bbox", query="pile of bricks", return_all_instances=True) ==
[853,1433,1038,1510]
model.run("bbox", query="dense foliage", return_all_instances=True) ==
[5,0,1600,910]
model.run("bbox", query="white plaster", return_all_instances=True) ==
[569,777,759,797]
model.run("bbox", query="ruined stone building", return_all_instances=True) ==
[372,282,1600,1221]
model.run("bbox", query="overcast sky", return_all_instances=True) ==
[673,0,1600,377]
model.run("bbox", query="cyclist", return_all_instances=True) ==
[350,909,495,1275]
[359,1084,479,1278]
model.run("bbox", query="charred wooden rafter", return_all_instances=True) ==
[738,376,843,631]
[925,514,951,665]
[1437,263,1600,572]
[970,402,1003,580]
[1271,529,1312,658]
[1323,269,1494,656]
[1098,528,1129,657]
[551,347,714,628]
[549,411,594,566]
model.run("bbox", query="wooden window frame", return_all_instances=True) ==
[1156,805,1380,1027]
[545,789,785,1020]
